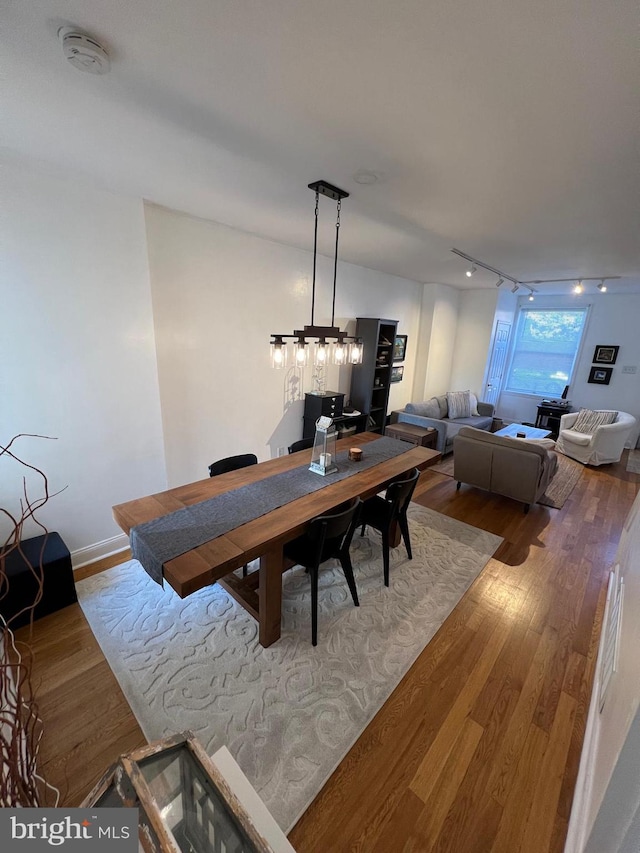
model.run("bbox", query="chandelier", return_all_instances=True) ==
[270,180,363,369]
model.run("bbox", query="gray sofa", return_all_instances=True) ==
[453,426,558,512]
[392,394,494,454]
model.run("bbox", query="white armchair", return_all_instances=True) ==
[555,410,636,465]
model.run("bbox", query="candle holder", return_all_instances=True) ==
[309,416,338,476]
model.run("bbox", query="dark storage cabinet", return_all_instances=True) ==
[303,391,343,439]
[349,318,398,435]
[0,532,77,629]
[303,392,368,439]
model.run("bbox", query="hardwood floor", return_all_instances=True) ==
[16,454,638,850]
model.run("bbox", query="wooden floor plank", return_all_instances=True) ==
[409,717,484,849]
[519,691,577,853]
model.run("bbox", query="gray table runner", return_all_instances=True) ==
[131,437,415,584]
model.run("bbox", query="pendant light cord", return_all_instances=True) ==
[311,190,319,326]
[331,197,341,326]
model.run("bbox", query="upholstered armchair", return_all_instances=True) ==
[555,410,636,465]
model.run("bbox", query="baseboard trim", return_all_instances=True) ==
[71,534,130,570]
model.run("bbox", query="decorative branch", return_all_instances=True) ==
[0,434,61,807]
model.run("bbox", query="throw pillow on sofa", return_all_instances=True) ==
[572,409,618,434]
[447,390,473,419]
[435,395,448,418]
[406,398,440,419]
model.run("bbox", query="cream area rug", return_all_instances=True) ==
[627,450,640,474]
[430,451,583,509]
[77,505,501,832]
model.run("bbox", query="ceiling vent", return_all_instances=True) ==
[59,27,110,75]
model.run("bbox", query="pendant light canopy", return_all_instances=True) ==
[270,181,363,368]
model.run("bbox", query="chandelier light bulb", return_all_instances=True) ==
[295,338,309,366]
[333,341,347,365]
[349,340,363,365]
[269,337,288,369]
[314,338,329,366]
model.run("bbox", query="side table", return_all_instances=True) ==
[535,402,572,439]
[385,422,438,449]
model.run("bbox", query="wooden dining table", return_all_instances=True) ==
[112,432,440,647]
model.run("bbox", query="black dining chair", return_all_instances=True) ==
[208,453,258,576]
[360,468,420,587]
[208,453,258,477]
[283,498,362,646]
[288,437,314,454]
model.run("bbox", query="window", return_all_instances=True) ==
[505,307,588,397]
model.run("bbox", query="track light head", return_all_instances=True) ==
[528,292,534,301]
[597,280,607,292]
[511,283,519,293]
[574,280,584,294]
[496,277,504,287]
[466,264,477,278]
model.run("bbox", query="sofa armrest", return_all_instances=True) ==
[594,418,635,436]
[477,401,495,417]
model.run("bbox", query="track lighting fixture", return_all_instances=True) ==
[451,249,621,296]
[451,249,518,290]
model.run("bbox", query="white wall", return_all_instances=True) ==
[498,294,640,444]
[411,283,460,400]
[450,289,499,396]
[144,204,423,488]
[566,490,640,852]
[0,157,167,563]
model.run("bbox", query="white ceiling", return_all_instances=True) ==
[3,0,639,293]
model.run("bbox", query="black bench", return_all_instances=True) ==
[1,532,77,629]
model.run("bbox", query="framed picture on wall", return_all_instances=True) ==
[390,365,404,383]
[593,345,619,364]
[392,335,408,362]
[588,366,613,385]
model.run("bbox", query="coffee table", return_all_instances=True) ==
[494,422,552,439]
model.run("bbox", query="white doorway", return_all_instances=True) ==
[484,320,511,407]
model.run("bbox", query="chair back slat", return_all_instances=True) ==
[208,454,258,477]
[307,498,362,562]
[288,438,314,454]
[385,468,420,514]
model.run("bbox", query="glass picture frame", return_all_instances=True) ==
[588,366,613,385]
[593,345,619,364]
[392,335,407,362]
[390,365,404,383]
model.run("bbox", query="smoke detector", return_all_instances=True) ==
[58,27,110,75]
